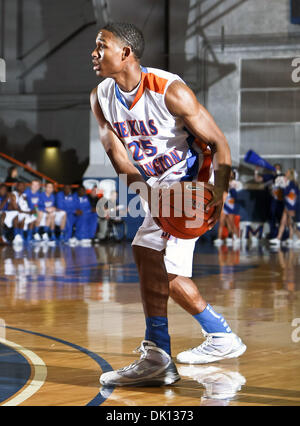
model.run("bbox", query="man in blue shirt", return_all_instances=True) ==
[56,185,79,242]
[25,179,41,210]
[11,182,37,244]
[0,184,11,243]
[75,185,98,245]
[25,179,41,241]
[37,182,66,243]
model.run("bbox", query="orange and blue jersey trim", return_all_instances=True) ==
[180,128,212,183]
[115,67,169,110]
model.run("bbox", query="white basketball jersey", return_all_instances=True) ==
[97,67,212,184]
[13,191,30,212]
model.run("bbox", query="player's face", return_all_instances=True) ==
[64,185,71,195]
[11,168,18,178]
[78,187,86,197]
[0,186,7,197]
[17,183,25,193]
[31,181,40,193]
[274,164,282,173]
[92,30,125,78]
[46,184,54,195]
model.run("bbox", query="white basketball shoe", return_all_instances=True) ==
[12,234,23,245]
[33,233,41,242]
[176,331,246,364]
[42,232,49,242]
[100,340,180,387]
[213,239,223,246]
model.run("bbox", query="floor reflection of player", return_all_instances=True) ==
[278,248,299,294]
[178,364,246,406]
[218,245,240,290]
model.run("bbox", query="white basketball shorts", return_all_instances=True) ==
[3,211,19,228]
[131,174,200,278]
[40,210,66,227]
[132,203,198,277]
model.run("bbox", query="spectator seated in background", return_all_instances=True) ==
[71,185,98,246]
[269,169,300,248]
[87,185,99,211]
[25,179,41,238]
[0,184,13,244]
[214,169,241,247]
[10,182,37,245]
[5,166,19,192]
[25,179,41,212]
[87,186,101,242]
[35,182,66,243]
[254,163,285,238]
[97,190,127,242]
[56,184,79,243]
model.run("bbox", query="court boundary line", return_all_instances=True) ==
[2,325,115,406]
[0,337,47,406]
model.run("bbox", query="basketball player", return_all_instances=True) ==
[91,23,246,387]
[74,185,98,244]
[56,185,78,243]
[37,182,66,243]
[214,170,240,246]
[270,169,300,247]
[11,182,36,244]
[0,184,12,243]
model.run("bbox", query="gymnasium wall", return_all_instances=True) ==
[0,0,299,182]
[169,0,300,168]
[0,0,165,182]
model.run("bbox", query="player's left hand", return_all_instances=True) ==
[204,183,227,230]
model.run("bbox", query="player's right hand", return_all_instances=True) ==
[204,182,226,230]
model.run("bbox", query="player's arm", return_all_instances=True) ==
[0,195,8,210]
[90,88,149,199]
[165,81,232,228]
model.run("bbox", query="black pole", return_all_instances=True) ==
[0,0,5,58]
[17,0,23,60]
[164,0,169,71]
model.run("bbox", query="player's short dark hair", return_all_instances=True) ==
[103,22,145,60]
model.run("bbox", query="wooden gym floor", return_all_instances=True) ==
[0,241,299,406]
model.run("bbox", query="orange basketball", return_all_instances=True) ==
[155,181,215,239]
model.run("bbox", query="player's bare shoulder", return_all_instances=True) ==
[165,80,199,118]
[90,87,98,109]
[90,84,109,126]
